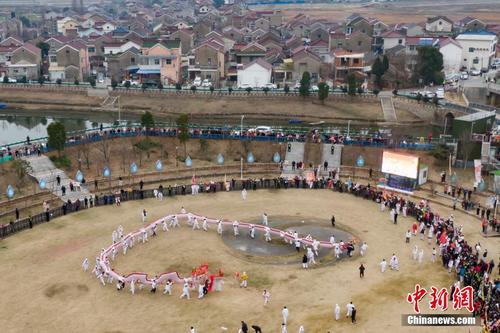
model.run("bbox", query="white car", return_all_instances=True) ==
[238,83,253,89]
[293,82,301,90]
[201,79,212,87]
[249,126,272,134]
[460,72,469,80]
[193,77,202,87]
[423,91,435,98]
[261,83,277,89]
[310,85,319,92]
[470,69,481,76]
[435,88,445,99]
[121,80,139,87]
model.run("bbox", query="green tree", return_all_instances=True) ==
[3,75,9,83]
[157,82,163,90]
[88,77,96,88]
[74,79,79,85]
[111,79,118,89]
[36,42,50,57]
[19,16,31,28]
[176,83,182,92]
[382,55,389,72]
[372,57,385,89]
[228,87,233,95]
[47,122,66,157]
[56,78,62,85]
[373,89,380,96]
[347,73,357,96]
[245,87,252,94]
[38,76,45,85]
[19,76,27,84]
[176,114,190,157]
[413,46,444,85]
[299,71,311,98]
[210,85,215,94]
[140,111,155,131]
[317,82,329,105]
[141,82,147,91]
[124,80,131,89]
[263,87,270,95]
[416,92,422,103]
[190,85,197,93]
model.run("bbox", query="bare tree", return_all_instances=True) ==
[97,133,111,164]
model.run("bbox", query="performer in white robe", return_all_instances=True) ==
[264,227,271,242]
[233,221,239,236]
[418,249,424,263]
[163,279,173,295]
[241,188,247,200]
[360,242,368,256]
[202,218,208,231]
[162,219,169,232]
[412,246,419,261]
[380,259,387,273]
[335,304,341,320]
[180,282,190,300]
[262,290,270,305]
[249,225,255,239]
[192,217,200,231]
[130,279,135,295]
[217,220,223,235]
[390,254,399,271]
[82,258,89,271]
[262,213,268,226]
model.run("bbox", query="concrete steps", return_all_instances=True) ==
[22,155,92,203]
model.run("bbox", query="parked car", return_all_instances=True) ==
[249,126,272,134]
[238,83,252,89]
[121,80,139,87]
[193,77,202,87]
[423,91,435,98]
[460,72,469,80]
[293,82,301,90]
[310,85,319,92]
[470,69,481,76]
[435,88,445,99]
[201,79,212,87]
[261,82,277,89]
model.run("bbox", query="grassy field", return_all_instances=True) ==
[0,189,492,333]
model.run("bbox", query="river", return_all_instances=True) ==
[0,109,443,146]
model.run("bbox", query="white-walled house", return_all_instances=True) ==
[237,58,272,88]
[439,38,462,75]
[456,31,498,71]
[425,16,453,33]
[103,41,141,55]
[382,30,406,53]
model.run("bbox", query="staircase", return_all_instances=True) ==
[380,93,397,122]
[282,142,305,176]
[320,144,342,176]
[22,155,92,203]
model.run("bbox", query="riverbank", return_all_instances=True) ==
[0,85,429,127]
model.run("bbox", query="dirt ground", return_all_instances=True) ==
[256,0,500,24]
[0,189,495,333]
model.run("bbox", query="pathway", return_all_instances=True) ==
[22,155,91,203]
[282,142,305,176]
[379,92,397,122]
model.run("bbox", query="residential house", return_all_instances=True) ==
[49,41,90,81]
[258,31,283,52]
[291,47,323,82]
[439,38,463,75]
[345,15,373,36]
[60,18,80,36]
[382,30,406,52]
[405,23,425,37]
[103,41,141,55]
[456,31,498,71]
[332,50,365,82]
[106,47,140,82]
[7,43,41,80]
[127,40,182,85]
[310,27,329,44]
[234,42,266,65]
[237,58,272,88]
[190,39,225,86]
[456,17,487,33]
[309,40,331,63]
[425,16,453,33]
[343,32,372,54]
[170,29,194,55]
[223,26,243,43]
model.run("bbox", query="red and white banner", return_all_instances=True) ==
[474,160,482,185]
